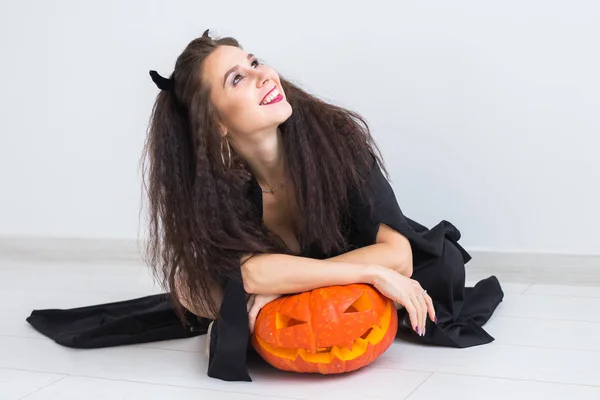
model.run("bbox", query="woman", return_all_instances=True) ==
[142,29,503,381]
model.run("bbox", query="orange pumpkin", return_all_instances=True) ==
[251,284,398,374]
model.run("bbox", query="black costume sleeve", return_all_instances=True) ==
[25,294,208,348]
[348,156,504,347]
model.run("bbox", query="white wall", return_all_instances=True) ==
[1,0,598,255]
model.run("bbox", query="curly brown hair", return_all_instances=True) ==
[140,30,386,322]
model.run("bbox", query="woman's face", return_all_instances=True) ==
[202,45,293,139]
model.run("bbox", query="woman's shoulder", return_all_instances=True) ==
[349,152,391,201]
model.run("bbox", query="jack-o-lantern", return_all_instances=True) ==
[251,284,398,374]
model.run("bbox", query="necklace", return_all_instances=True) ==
[261,177,291,194]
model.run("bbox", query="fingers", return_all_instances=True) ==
[415,292,428,335]
[372,270,433,336]
[246,294,256,312]
[425,293,436,323]
[410,295,424,335]
[247,294,258,333]
[248,304,259,334]
[402,298,419,332]
[408,280,425,336]
[247,295,260,334]
[248,294,281,334]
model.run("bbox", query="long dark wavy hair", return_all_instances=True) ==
[141,30,386,321]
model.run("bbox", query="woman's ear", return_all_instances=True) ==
[218,123,228,138]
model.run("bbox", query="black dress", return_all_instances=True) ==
[26,157,504,382]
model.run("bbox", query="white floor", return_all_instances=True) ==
[2,256,600,399]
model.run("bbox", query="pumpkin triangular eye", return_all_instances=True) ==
[344,305,360,313]
[276,313,308,329]
[344,291,372,313]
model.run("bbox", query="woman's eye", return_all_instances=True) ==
[232,59,261,86]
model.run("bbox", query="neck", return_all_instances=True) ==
[231,127,287,191]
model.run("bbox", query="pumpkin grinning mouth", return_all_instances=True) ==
[360,327,374,340]
[315,326,373,354]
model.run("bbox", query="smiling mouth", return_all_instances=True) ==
[260,86,283,105]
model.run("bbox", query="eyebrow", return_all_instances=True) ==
[223,53,255,87]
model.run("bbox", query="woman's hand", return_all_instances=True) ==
[204,293,282,358]
[247,293,282,334]
[370,266,436,336]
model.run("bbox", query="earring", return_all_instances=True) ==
[221,138,232,169]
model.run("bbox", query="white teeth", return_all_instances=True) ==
[261,88,280,105]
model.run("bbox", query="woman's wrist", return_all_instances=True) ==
[364,264,387,286]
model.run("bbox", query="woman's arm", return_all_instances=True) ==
[327,224,413,277]
[242,223,412,295]
[242,253,434,335]
[241,253,378,295]
[178,252,432,335]
[174,255,376,317]
[174,255,378,318]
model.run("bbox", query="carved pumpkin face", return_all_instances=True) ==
[251,284,398,374]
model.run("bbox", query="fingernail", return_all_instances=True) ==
[414,326,419,335]
[434,316,438,324]
[423,328,426,336]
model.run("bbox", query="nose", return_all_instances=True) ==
[254,69,270,88]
